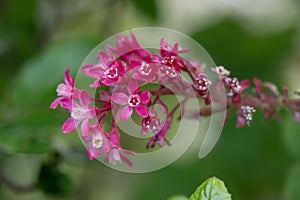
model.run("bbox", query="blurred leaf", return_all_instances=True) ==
[9,39,97,109]
[282,115,300,159]
[189,177,231,200]
[129,0,157,21]
[0,123,53,154]
[285,163,300,200]
[0,39,97,153]
[38,156,73,196]
[167,194,189,200]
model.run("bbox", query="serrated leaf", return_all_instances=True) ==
[189,177,231,200]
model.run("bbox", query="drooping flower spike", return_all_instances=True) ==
[51,32,300,167]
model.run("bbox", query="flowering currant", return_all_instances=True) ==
[51,32,300,167]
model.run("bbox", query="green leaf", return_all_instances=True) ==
[189,177,231,200]
[285,163,300,200]
[167,194,189,200]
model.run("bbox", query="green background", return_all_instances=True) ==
[0,0,300,199]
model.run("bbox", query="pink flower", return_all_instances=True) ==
[141,110,162,136]
[107,32,151,62]
[211,66,231,77]
[87,124,111,160]
[105,125,135,167]
[82,56,126,88]
[111,79,150,121]
[146,121,171,149]
[130,60,159,83]
[60,91,96,135]
[236,105,256,128]
[50,69,80,109]
[194,73,211,96]
[223,77,250,104]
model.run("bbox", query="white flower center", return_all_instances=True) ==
[128,94,141,107]
[139,62,152,75]
[92,133,103,148]
[165,66,178,78]
[105,67,118,79]
[71,107,89,120]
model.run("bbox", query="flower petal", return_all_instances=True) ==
[88,145,100,160]
[139,91,150,104]
[64,68,74,86]
[81,119,90,142]
[80,91,90,107]
[62,117,76,133]
[50,97,64,109]
[120,105,133,121]
[240,80,250,92]
[136,105,148,117]
[111,93,128,105]
[128,78,139,94]
[60,98,73,112]
[236,115,246,128]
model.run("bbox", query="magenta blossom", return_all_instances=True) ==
[111,79,150,121]
[60,91,96,135]
[50,69,80,109]
[82,58,126,88]
[236,105,256,128]
[107,32,150,62]
[130,60,159,83]
[141,110,162,136]
[146,121,171,149]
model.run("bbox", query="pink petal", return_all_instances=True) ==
[80,91,90,107]
[64,68,74,86]
[283,86,289,98]
[102,138,111,154]
[110,128,121,147]
[50,97,64,109]
[253,78,262,95]
[100,90,111,101]
[62,117,76,133]
[140,127,148,136]
[136,105,148,117]
[60,98,73,112]
[120,153,133,167]
[127,78,139,94]
[139,91,150,104]
[111,93,128,105]
[236,116,246,128]
[232,94,241,104]
[90,79,101,88]
[120,105,133,121]
[293,110,300,124]
[129,60,142,68]
[240,80,251,92]
[81,119,90,142]
[88,145,100,160]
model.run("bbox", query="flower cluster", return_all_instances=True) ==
[51,32,300,167]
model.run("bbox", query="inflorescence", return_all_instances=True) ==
[51,32,300,167]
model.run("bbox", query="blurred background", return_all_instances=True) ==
[1,0,300,199]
